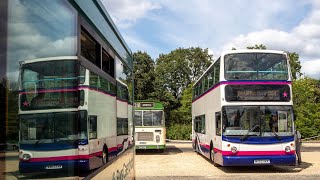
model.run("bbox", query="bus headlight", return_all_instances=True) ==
[231,146,238,154]
[156,135,160,143]
[22,154,31,161]
[285,146,291,153]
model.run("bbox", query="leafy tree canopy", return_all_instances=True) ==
[155,47,212,100]
[133,51,155,100]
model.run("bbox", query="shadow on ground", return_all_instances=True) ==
[136,146,183,155]
[2,169,93,179]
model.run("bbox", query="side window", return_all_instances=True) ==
[81,28,100,67]
[117,118,128,136]
[79,65,86,84]
[102,49,114,77]
[194,115,206,134]
[214,59,220,84]
[215,112,221,136]
[89,116,97,139]
[89,72,99,88]
[201,115,206,134]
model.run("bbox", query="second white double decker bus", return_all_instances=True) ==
[192,50,296,166]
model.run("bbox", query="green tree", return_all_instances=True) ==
[133,51,155,100]
[246,44,267,49]
[155,47,212,100]
[293,77,320,138]
[169,84,193,125]
[287,52,302,80]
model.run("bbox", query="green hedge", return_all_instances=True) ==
[167,123,192,140]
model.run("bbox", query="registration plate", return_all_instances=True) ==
[254,159,270,164]
[45,165,63,169]
[138,146,147,149]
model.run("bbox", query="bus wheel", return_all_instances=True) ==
[102,146,108,165]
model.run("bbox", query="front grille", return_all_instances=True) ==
[137,132,154,141]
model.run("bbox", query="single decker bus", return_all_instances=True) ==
[134,101,166,152]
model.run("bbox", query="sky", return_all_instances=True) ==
[101,0,320,79]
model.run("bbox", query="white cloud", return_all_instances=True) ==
[101,0,161,28]
[103,0,320,79]
[302,60,320,79]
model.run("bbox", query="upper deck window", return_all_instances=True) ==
[224,53,288,80]
[81,28,100,67]
[20,60,82,110]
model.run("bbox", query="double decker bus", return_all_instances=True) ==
[192,50,296,166]
[17,0,134,177]
[134,101,166,151]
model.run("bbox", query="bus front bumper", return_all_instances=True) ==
[19,159,89,173]
[136,145,166,150]
[222,155,296,166]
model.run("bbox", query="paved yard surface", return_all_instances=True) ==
[135,142,320,180]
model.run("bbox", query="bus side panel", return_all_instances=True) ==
[192,85,222,160]
[128,105,134,147]
[116,100,129,154]
[88,89,117,169]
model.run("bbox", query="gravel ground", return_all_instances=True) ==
[135,142,320,179]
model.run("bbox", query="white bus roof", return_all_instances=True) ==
[20,56,78,65]
[193,49,287,86]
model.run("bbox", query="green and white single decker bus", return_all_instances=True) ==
[134,101,166,151]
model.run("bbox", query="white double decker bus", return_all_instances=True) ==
[134,101,166,151]
[17,0,134,175]
[192,50,296,166]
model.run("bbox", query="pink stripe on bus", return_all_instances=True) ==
[19,89,78,94]
[25,146,119,162]
[192,81,291,103]
[221,150,295,156]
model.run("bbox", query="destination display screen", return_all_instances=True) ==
[225,85,290,102]
[134,102,154,108]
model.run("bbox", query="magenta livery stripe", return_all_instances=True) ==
[192,80,291,103]
[27,151,102,162]
[108,147,118,153]
[19,86,116,97]
[25,146,119,162]
[19,89,78,94]
[221,150,296,156]
[220,81,291,85]
[117,98,128,103]
[84,87,115,97]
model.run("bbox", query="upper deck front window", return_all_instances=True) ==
[20,60,84,110]
[224,53,289,80]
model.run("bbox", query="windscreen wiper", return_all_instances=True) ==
[240,124,259,141]
[271,131,281,140]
